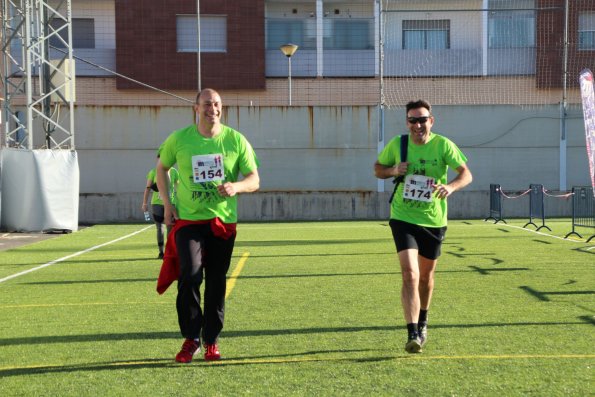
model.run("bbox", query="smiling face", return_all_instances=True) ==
[406,106,434,145]
[194,89,222,128]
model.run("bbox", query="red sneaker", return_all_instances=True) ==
[204,343,221,361]
[175,339,200,363]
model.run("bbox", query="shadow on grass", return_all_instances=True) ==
[468,266,529,275]
[234,239,389,247]
[519,286,595,302]
[245,251,394,259]
[446,252,500,260]
[572,246,595,254]
[234,267,523,279]
[0,358,177,377]
[533,239,553,245]
[21,278,156,285]
[235,272,399,280]
[16,267,489,285]
[2,251,393,269]
[1,257,161,268]
[0,348,398,377]
[2,318,592,348]
[9,243,153,254]
[20,273,398,285]
[1,251,398,269]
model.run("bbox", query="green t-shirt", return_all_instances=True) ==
[377,132,468,227]
[147,167,179,205]
[158,124,259,223]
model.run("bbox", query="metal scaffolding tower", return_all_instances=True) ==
[0,0,79,233]
[1,0,75,149]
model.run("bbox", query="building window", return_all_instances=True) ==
[488,10,535,48]
[325,19,373,50]
[402,20,450,50]
[579,13,595,50]
[49,18,95,49]
[267,19,313,50]
[176,15,227,53]
[266,18,372,51]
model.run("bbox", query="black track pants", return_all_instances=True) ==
[174,223,235,344]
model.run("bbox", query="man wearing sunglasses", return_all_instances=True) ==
[374,99,472,353]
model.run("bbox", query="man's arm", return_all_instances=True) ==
[217,170,260,197]
[374,161,408,179]
[433,163,473,199]
[141,178,152,211]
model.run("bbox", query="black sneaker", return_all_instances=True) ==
[419,324,428,347]
[405,336,422,353]
[158,252,164,259]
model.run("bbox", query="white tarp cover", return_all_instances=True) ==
[0,148,79,232]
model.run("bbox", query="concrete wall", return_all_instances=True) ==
[73,103,589,223]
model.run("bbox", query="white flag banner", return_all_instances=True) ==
[579,68,595,193]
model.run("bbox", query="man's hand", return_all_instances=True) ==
[395,162,409,177]
[163,204,178,226]
[374,161,408,179]
[433,164,472,199]
[217,182,237,197]
[432,184,454,199]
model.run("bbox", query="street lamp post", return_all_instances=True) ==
[279,43,298,106]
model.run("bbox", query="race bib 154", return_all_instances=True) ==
[192,154,224,183]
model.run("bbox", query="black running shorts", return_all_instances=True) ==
[151,204,165,224]
[389,219,447,260]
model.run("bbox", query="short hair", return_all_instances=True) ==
[406,100,432,115]
[195,88,220,104]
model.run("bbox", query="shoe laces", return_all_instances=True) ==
[181,339,199,353]
[205,343,219,354]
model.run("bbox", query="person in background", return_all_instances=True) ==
[156,88,260,363]
[374,99,472,353]
[142,164,179,259]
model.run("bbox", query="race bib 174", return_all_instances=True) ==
[403,174,435,202]
[192,154,224,183]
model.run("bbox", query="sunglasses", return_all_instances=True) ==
[407,116,431,124]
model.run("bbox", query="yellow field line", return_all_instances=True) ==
[1,353,593,372]
[226,252,250,299]
[207,353,595,365]
[407,353,595,360]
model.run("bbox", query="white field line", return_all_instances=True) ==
[487,222,593,244]
[0,226,153,284]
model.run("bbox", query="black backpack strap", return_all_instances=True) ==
[388,134,409,204]
[400,134,409,162]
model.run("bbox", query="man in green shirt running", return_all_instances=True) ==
[374,100,472,354]
[156,88,260,363]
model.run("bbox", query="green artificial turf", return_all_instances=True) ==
[0,220,593,396]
